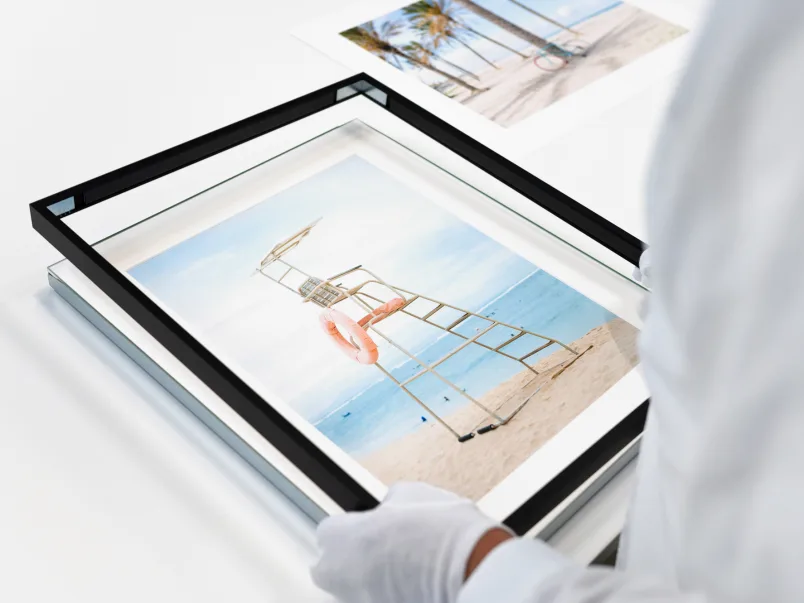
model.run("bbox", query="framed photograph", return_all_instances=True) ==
[295,0,695,155]
[32,75,648,535]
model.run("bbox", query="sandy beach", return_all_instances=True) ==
[452,3,687,127]
[359,317,640,500]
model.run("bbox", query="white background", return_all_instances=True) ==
[2,0,706,600]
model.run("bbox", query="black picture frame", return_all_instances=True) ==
[30,73,648,535]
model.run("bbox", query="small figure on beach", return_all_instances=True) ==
[443,396,450,402]
[421,416,427,423]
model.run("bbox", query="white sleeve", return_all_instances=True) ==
[458,539,707,603]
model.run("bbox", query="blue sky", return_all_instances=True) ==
[130,156,538,418]
[353,0,621,83]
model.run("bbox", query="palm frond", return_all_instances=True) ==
[341,20,405,59]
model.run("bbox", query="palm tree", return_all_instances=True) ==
[421,22,502,70]
[402,41,481,81]
[404,0,527,69]
[451,0,564,56]
[341,22,484,93]
[506,0,579,34]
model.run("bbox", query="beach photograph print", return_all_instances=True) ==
[129,156,640,500]
[340,0,687,127]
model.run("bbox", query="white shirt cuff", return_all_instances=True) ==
[458,538,575,603]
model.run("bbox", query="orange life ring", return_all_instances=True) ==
[319,308,379,365]
[357,297,406,328]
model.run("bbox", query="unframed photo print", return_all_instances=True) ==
[295,0,694,154]
[343,0,686,127]
[128,155,640,501]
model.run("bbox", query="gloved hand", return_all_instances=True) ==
[311,482,511,603]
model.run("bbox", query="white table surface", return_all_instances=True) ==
[2,0,704,600]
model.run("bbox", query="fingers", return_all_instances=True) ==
[310,555,352,599]
[316,511,366,547]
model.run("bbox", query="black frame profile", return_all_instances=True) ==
[30,73,648,535]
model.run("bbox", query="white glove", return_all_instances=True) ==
[311,482,507,603]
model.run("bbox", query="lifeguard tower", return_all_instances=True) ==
[256,220,589,442]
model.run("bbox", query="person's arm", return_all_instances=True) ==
[464,528,514,580]
[460,538,706,603]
